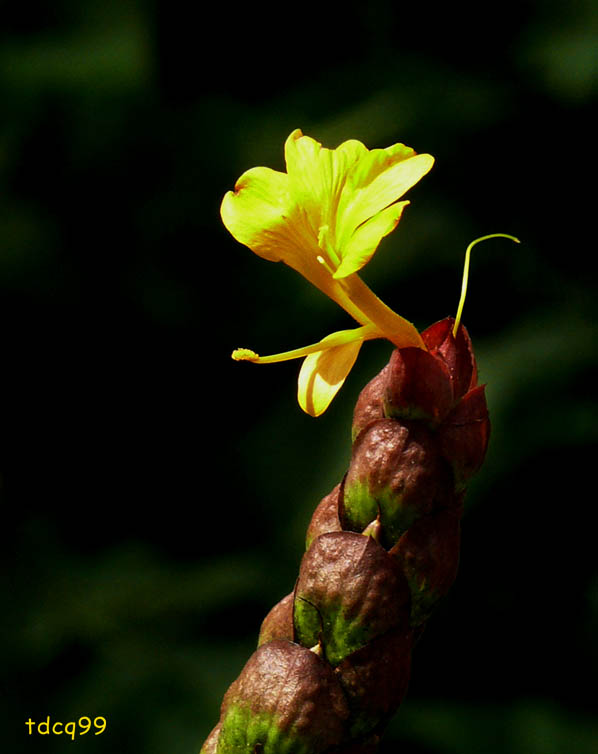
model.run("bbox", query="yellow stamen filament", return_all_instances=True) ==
[231,324,378,365]
[453,233,521,337]
[317,224,341,268]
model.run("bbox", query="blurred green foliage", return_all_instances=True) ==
[1,1,596,752]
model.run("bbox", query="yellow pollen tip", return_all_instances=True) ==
[232,348,260,362]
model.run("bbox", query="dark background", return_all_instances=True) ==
[2,1,597,752]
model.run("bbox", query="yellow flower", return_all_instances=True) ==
[221,129,434,416]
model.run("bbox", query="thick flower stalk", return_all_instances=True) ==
[202,130,517,754]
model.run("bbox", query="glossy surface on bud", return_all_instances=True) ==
[258,593,295,646]
[391,509,461,626]
[438,384,490,488]
[200,724,221,754]
[334,628,413,738]
[294,532,410,666]
[421,318,477,403]
[218,640,349,754]
[351,365,388,441]
[383,347,452,424]
[341,419,454,548]
[306,484,343,550]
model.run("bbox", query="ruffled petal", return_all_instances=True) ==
[333,200,410,279]
[298,336,364,417]
[336,151,434,250]
[221,163,338,302]
[347,142,417,191]
[220,166,294,262]
[284,129,367,247]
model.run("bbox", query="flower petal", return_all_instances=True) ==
[333,200,410,279]
[347,142,417,190]
[220,149,380,325]
[220,166,293,263]
[336,151,434,250]
[284,129,368,246]
[298,336,364,416]
[221,163,341,304]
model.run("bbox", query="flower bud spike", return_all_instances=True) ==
[453,234,520,337]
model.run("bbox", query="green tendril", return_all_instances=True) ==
[453,233,521,337]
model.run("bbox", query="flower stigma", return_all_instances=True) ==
[453,234,521,337]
